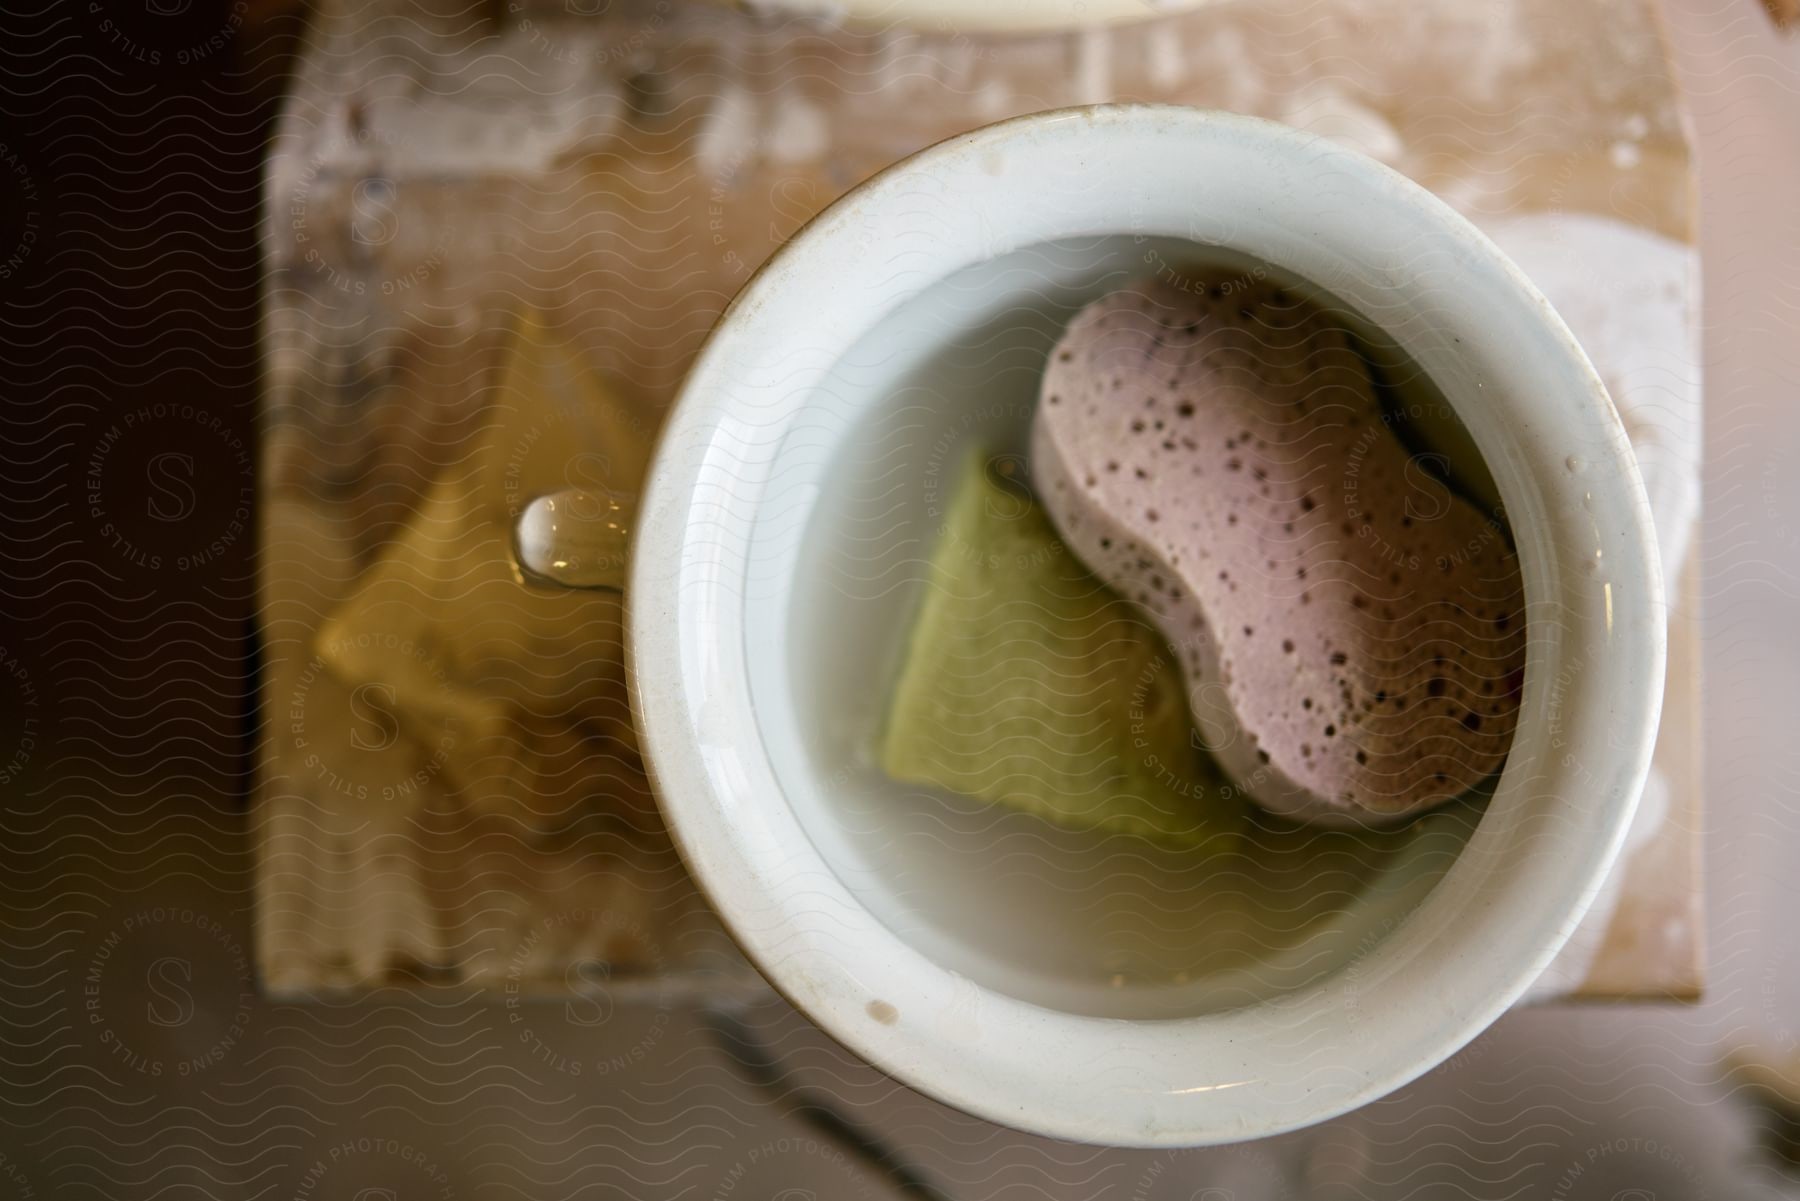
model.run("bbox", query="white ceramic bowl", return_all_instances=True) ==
[628,106,1665,1145]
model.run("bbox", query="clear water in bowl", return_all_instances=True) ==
[756,236,1490,1021]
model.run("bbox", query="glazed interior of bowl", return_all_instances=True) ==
[756,236,1494,1021]
[631,107,1663,1145]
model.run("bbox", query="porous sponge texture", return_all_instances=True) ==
[1031,277,1524,824]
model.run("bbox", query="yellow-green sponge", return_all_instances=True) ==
[878,453,1245,852]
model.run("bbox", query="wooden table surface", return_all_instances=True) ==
[256,0,1703,1000]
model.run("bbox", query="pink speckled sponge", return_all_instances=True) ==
[1031,277,1525,826]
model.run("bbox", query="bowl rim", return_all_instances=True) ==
[628,104,1667,1146]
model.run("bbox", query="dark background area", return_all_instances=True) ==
[0,0,304,798]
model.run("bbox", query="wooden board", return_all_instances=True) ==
[259,0,1701,999]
